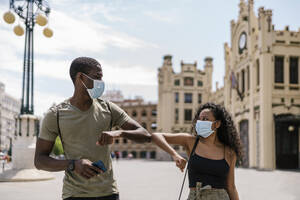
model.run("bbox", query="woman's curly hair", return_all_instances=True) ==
[191,102,243,160]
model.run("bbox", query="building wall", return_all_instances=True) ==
[157,55,213,134]
[210,83,224,106]
[157,55,214,160]
[110,98,158,159]
[156,1,300,168]
[0,81,21,152]
[220,0,300,170]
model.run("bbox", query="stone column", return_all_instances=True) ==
[12,115,38,169]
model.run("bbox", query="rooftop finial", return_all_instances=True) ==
[204,57,213,67]
[163,55,172,66]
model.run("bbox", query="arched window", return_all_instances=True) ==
[142,110,147,117]
[132,110,137,117]
[140,151,147,159]
[184,77,194,86]
[197,80,203,87]
[122,151,128,158]
[151,109,157,116]
[142,122,147,129]
[151,123,157,131]
[131,151,137,158]
[150,151,156,159]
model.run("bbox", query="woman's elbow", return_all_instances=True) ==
[227,185,239,200]
[226,184,237,194]
[150,132,164,141]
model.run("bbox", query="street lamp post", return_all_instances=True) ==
[0,0,54,181]
[3,0,53,114]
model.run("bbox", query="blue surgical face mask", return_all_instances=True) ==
[81,73,105,99]
[195,120,216,138]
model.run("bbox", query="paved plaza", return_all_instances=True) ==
[0,160,300,200]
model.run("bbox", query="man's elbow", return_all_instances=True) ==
[143,128,152,141]
[145,133,151,142]
[34,155,42,170]
[135,128,151,143]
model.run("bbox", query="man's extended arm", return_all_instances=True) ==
[98,118,151,145]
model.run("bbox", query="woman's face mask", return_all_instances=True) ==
[195,120,217,138]
[81,73,105,99]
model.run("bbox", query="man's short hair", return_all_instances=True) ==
[69,57,100,83]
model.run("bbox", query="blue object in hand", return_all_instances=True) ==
[92,160,107,173]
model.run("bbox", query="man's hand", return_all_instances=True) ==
[74,159,103,179]
[172,154,187,172]
[97,130,122,145]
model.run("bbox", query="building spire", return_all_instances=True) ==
[248,0,254,11]
[239,0,248,18]
[163,55,172,66]
[239,0,246,12]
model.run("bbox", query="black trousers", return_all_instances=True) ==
[64,193,119,200]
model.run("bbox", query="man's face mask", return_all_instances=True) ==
[81,73,105,99]
[195,120,217,138]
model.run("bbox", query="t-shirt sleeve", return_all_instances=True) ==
[108,101,130,128]
[39,108,59,141]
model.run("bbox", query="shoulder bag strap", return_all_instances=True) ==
[105,100,113,131]
[56,109,64,150]
[178,136,200,200]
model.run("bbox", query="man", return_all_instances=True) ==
[34,57,152,200]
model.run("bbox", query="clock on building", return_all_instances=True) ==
[239,32,247,54]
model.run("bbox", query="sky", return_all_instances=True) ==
[0,0,299,116]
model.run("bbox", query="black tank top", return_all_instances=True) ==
[188,144,230,189]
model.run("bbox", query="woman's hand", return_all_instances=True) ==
[97,130,122,145]
[172,154,187,172]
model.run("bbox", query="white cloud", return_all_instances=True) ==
[35,91,67,116]
[51,0,128,23]
[0,2,159,116]
[32,57,158,86]
[102,61,157,86]
[0,71,22,101]
[81,3,127,23]
[33,10,156,55]
[0,2,157,55]
[0,3,158,80]
[143,10,176,23]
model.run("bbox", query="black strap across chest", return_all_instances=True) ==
[178,136,200,200]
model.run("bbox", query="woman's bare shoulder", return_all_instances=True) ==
[184,134,198,150]
[183,133,196,141]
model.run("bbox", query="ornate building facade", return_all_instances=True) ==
[221,0,300,170]
[157,0,300,169]
[156,55,214,160]
[157,55,213,133]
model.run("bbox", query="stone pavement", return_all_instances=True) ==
[0,160,299,200]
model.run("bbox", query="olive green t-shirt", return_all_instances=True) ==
[39,98,130,199]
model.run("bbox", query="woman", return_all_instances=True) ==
[152,102,242,200]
